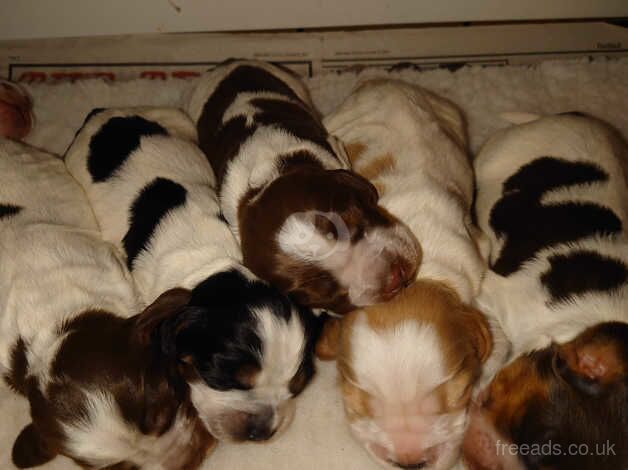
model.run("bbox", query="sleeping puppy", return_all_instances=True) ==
[463,113,628,470]
[321,79,491,469]
[65,107,320,446]
[0,139,215,469]
[185,59,419,314]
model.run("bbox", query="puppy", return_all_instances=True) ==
[0,139,215,469]
[321,79,491,469]
[186,59,419,314]
[65,107,320,445]
[0,80,33,140]
[463,113,628,470]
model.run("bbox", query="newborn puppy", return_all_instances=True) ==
[65,107,319,445]
[463,113,628,470]
[0,139,214,469]
[322,80,490,469]
[0,80,33,140]
[186,60,419,314]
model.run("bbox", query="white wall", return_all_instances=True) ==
[1,0,627,41]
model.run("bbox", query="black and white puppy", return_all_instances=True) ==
[0,139,215,469]
[185,60,419,314]
[463,113,628,470]
[65,107,320,444]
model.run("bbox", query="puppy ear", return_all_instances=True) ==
[133,289,193,436]
[133,288,192,347]
[330,169,379,204]
[555,322,627,395]
[459,304,492,364]
[12,423,57,468]
[315,318,342,360]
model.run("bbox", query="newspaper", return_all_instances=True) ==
[0,22,626,82]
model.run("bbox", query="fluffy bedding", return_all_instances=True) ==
[1,56,627,470]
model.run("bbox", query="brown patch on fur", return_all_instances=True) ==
[359,154,395,182]
[13,292,216,469]
[481,354,552,439]
[315,318,341,360]
[239,167,403,313]
[344,142,367,164]
[236,364,261,389]
[3,337,28,394]
[337,280,491,422]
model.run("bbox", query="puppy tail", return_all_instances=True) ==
[499,111,542,125]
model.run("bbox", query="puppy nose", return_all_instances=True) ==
[383,262,406,298]
[245,407,276,442]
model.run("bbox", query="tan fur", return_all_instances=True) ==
[338,280,492,422]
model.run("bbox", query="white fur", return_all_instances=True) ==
[325,79,484,303]
[65,107,244,305]
[190,306,306,440]
[63,390,203,469]
[325,79,484,470]
[348,313,466,470]
[0,139,138,376]
[220,126,346,238]
[0,139,145,466]
[474,114,628,364]
[65,107,311,452]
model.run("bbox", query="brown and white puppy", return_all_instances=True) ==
[185,60,419,314]
[0,80,33,140]
[321,80,490,469]
[463,113,628,470]
[0,139,215,469]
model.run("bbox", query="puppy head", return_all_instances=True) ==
[463,321,628,470]
[335,281,491,469]
[240,167,420,314]
[0,80,33,140]
[151,269,320,442]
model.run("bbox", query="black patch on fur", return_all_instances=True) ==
[250,98,334,154]
[196,64,331,188]
[277,149,323,174]
[84,107,106,124]
[160,269,319,393]
[541,251,628,303]
[3,337,28,394]
[88,115,168,182]
[490,157,622,276]
[123,178,187,269]
[0,204,22,219]
[217,211,228,224]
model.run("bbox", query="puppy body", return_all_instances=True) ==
[65,107,240,303]
[65,107,319,446]
[464,114,628,470]
[0,139,214,469]
[324,80,489,470]
[187,60,419,314]
[326,78,483,302]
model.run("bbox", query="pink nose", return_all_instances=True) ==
[390,434,429,468]
[383,262,406,299]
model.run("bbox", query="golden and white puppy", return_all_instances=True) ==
[321,79,491,469]
[463,113,628,470]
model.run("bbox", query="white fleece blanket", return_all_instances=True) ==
[2,57,628,470]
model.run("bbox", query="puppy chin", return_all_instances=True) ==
[349,417,465,470]
[197,393,296,443]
